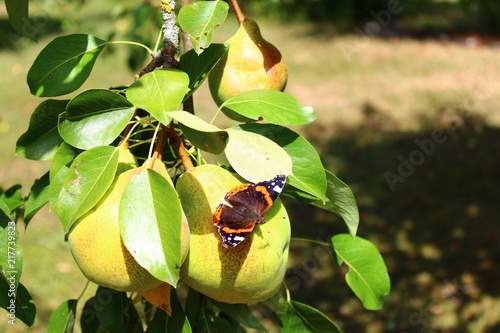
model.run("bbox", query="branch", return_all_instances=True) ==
[160,0,180,68]
[140,1,195,171]
[139,57,163,77]
[139,0,180,76]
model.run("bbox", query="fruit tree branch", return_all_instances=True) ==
[160,0,179,68]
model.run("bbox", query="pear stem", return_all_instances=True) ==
[118,109,139,149]
[230,0,246,24]
[166,123,195,172]
[77,281,90,301]
[152,125,169,162]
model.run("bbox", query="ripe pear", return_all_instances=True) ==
[68,151,189,292]
[177,164,290,304]
[208,19,288,111]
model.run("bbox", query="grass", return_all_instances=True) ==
[1,1,500,332]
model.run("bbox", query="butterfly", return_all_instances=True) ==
[212,175,286,248]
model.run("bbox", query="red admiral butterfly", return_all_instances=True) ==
[213,175,286,248]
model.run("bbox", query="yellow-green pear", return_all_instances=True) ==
[208,19,288,108]
[68,151,189,292]
[177,164,290,304]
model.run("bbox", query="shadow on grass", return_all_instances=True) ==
[284,108,500,332]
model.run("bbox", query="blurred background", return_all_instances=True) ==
[1,0,499,332]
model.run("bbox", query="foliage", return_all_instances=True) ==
[245,0,386,28]
[246,0,500,33]
[1,0,390,332]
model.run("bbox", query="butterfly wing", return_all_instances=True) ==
[255,175,286,205]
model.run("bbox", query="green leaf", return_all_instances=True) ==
[263,294,304,331]
[93,287,132,333]
[331,234,390,310]
[24,172,50,227]
[48,143,80,214]
[16,99,67,161]
[238,124,327,200]
[0,216,22,291]
[58,89,135,150]
[167,290,192,333]
[57,146,119,232]
[264,294,342,333]
[211,300,268,332]
[49,143,80,182]
[169,111,228,154]
[0,200,11,223]
[315,171,359,237]
[80,297,100,333]
[180,43,227,97]
[178,1,229,54]
[148,289,192,333]
[226,129,292,182]
[47,299,77,333]
[49,167,69,219]
[5,0,32,39]
[0,279,36,327]
[27,34,107,97]
[221,90,315,125]
[289,301,342,333]
[0,185,23,212]
[146,308,167,333]
[127,69,190,125]
[120,169,182,286]
[185,288,201,329]
[200,308,234,332]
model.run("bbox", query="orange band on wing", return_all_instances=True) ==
[221,224,255,234]
[255,185,274,206]
[226,184,251,197]
[213,205,223,225]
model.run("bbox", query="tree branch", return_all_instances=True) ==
[160,0,180,68]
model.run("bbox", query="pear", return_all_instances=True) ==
[68,151,189,292]
[177,164,290,304]
[208,19,288,111]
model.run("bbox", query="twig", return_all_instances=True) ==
[139,57,163,77]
